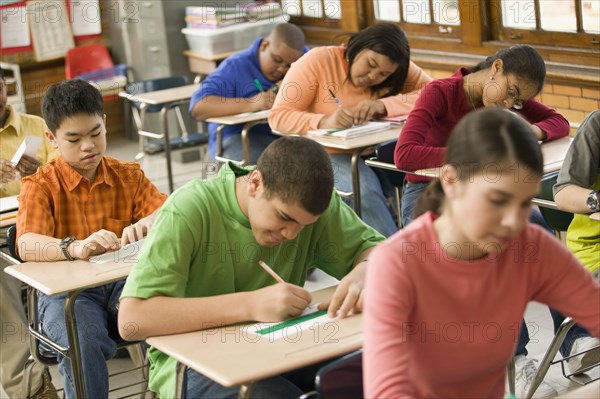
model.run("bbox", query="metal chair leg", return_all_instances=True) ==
[525,318,575,399]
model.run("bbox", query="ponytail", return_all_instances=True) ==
[414,180,445,218]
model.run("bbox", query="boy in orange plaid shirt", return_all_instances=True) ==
[16,79,167,399]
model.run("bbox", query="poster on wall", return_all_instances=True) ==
[27,0,75,61]
[69,0,102,37]
[0,1,32,52]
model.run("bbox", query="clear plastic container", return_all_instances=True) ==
[182,15,286,56]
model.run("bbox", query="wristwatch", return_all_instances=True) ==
[586,190,600,212]
[60,236,76,261]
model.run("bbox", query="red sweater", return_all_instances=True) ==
[364,212,600,399]
[394,68,569,183]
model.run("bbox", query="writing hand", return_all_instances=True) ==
[318,107,354,129]
[250,283,312,322]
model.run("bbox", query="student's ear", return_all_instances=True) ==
[439,164,460,199]
[491,59,504,78]
[246,170,263,198]
[44,130,58,149]
[259,39,269,53]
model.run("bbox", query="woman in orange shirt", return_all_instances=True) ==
[269,23,432,237]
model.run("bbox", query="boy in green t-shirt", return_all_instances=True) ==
[119,136,385,397]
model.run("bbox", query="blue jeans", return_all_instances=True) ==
[400,181,429,228]
[38,280,125,399]
[330,153,398,237]
[219,133,280,164]
[184,358,327,398]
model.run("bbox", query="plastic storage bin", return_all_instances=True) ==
[182,15,286,56]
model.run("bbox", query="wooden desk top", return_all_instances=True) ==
[205,109,270,125]
[366,136,572,179]
[0,195,19,213]
[5,259,135,296]
[308,125,402,151]
[119,84,198,106]
[184,49,238,62]
[146,286,363,388]
[541,136,573,174]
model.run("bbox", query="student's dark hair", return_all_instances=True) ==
[270,23,305,52]
[414,108,544,217]
[344,23,410,97]
[470,44,546,94]
[257,137,334,215]
[42,79,103,133]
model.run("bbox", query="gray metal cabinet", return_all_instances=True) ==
[107,0,191,81]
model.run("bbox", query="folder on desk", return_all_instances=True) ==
[308,122,391,140]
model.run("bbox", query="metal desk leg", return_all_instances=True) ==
[160,105,174,193]
[238,382,255,399]
[135,104,148,161]
[240,121,264,165]
[215,124,228,164]
[175,362,188,399]
[65,289,86,399]
[351,149,363,218]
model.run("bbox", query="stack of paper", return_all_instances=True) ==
[308,121,391,140]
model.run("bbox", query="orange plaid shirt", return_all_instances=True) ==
[17,155,167,241]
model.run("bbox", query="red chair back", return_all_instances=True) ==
[65,44,114,79]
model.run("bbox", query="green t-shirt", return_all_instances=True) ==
[120,162,385,397]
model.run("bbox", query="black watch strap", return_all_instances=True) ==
[60,236,76,261]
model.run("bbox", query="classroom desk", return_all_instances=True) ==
[146,286,363,399]
[205,109,270,165]
[0,195,18,228]
[183,50,238,83]
[590,212,600,221]
[119,84,198,193]
[309,126,403,217]
[4,258,136,398]
[365,136,574,181]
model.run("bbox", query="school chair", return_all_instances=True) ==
[365,139,405,228]
[126,76,209,159]
[299,349,363,399]
[65,43,131,100]
[523,172,598,399]
[532,171,574,239]
[6,225,154,399]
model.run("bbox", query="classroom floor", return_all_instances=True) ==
[1,136,597,398]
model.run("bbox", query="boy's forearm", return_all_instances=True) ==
[191,96,261,120]
[16,232,67,262]
[555,184,593,214]
[118,292,254,340]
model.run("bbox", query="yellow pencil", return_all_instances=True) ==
[258,260,285,284]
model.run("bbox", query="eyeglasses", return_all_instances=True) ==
[506,86,524,110]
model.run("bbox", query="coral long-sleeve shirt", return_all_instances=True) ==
[394,68,569,183]
[364,212,600,399]
[268,46,432,137]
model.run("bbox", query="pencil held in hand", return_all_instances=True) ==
[328,89,342,108]
[258,260,285,283]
